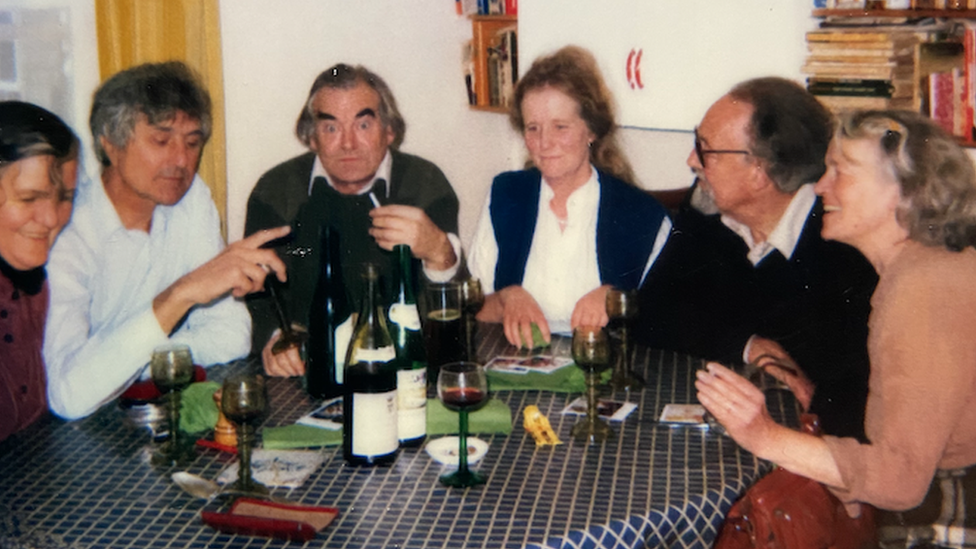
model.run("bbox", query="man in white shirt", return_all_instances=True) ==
[44,61,288,420]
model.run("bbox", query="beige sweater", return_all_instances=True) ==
[824,241,976,511]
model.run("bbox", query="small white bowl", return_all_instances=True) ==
[425,436,489,466]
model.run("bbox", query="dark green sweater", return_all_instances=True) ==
[244,150,459,352]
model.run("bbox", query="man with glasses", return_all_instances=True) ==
[634,77,878,440]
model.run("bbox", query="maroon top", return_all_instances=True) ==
[0,257,49,442]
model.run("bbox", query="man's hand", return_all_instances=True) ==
[262,329,305,377]
[153,226,291,334]
[746,335,815,412]
[571,285,611,329]
[368,205,456,270]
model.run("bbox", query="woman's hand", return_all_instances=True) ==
[492,285,551,348]
[746,336,815,412]
[696,362,778,456]
[571,285,611,329]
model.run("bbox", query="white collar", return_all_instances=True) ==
[307,149,393,197]
[721,184,817,265]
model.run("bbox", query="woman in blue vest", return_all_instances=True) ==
[468,46,670,347]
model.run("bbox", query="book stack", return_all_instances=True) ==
[803,28,922,113]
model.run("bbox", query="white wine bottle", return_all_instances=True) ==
[388,244,427,447]
[342,263,399,466]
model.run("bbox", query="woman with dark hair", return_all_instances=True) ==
[0,101,78,442]
[698,110,976,547]
[469,45,670,347]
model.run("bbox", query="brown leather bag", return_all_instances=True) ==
[713,414,877,549]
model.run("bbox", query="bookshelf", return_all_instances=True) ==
[467,15,517,113]
[808,9,976,146]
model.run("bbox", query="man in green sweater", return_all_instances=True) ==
[244,63,460,377]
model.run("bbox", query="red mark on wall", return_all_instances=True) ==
[626,48,644,90]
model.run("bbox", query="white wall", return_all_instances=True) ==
[219,0,522,246]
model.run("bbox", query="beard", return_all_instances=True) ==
[689,176,720,215]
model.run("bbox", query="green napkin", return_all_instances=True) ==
[262,424,343,449]
[487,364,587,393]
[426,398,513,436]
[179,381,221,434]
[519,322,550,350]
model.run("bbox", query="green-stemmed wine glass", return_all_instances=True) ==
[150,343,196,466]
[571,326,613,443]
[221,373,270,496]
[437,361,489,487]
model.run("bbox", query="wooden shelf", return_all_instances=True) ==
[813,9,976,18]
[467,14,517,113]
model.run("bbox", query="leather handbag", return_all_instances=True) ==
[713,414,877,549]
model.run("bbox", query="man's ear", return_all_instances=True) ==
[100,135,120,166]
[384,124,395,148]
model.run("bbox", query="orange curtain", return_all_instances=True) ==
[95,0,228,237]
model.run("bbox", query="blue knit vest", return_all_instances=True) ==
[489,169,667,292]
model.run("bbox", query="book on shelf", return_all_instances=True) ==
[486,24,517,108]
[816,95,892,111]
[504,0,518,15]
[456,0,479,16]
[807,78,895,97]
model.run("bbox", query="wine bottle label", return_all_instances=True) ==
[351,390,398,457]
[398,406,426,441]
[352,345,396,363]
[389,303,421,331]
[334,315,353,385]
[397,368,427,409]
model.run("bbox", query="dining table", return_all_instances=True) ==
[0,323,797,549]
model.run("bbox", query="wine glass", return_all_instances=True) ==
[220,373,270,496]
[605,288,645,390]
[150,343,196,466]
[571,326,613,443]
[437,361,489,487]
[460,277,485,361]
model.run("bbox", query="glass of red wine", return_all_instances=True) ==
[437,361,489,487]
[150,343,197,466]
[220,372,269,496]
[571,326,613,443]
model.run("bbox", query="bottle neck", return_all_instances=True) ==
[395,244,416,306]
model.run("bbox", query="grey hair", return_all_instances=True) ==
[295,63,405,150]
[839,110,976,251]
[89,61,212,167]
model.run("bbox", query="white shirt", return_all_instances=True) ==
[44,174,251,420]
[308,151,461,282]
[468,167,671,335]
[720,184,818,266]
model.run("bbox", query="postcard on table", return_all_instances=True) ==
[296,397,343,430]
[561,397,637,421]
[485,355,573,375]
[658,404,707,425]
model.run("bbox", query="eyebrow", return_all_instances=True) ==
[315,108,378,121]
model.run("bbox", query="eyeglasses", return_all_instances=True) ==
[694,127,751,168]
